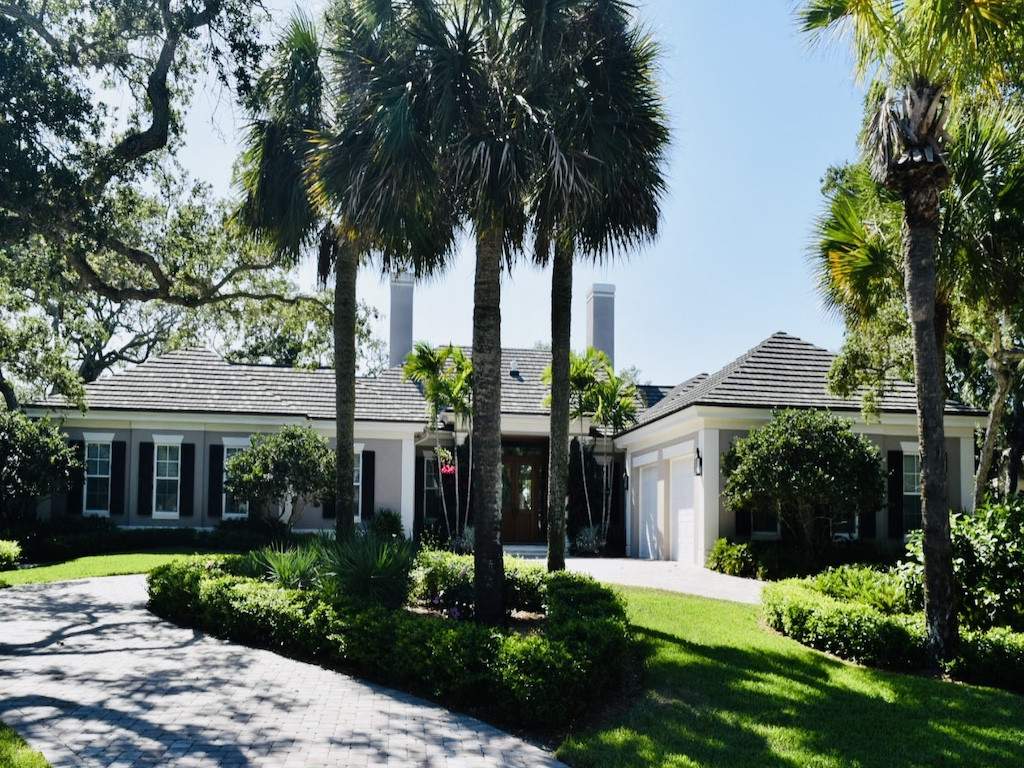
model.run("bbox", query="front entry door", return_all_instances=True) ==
[502,453,545,543]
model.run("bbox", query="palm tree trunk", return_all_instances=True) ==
[546,241,572,571]
[334,243,358,538]
[901,178,958,663]
[434,430,452,539]
[975,359,1011,509]
[579,425,593,528]
[471,226,506,624]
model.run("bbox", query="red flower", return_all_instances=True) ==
[440,464,457,476]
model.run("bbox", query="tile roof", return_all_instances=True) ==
[623,331,984,434]
[35,348,430,423]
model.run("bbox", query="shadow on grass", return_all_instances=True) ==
[561,612,1024,768]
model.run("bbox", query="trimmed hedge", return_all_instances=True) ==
[413,549,547,617]
[763,580,1024,692]
[148,555,635,731]
[12,518,298,564]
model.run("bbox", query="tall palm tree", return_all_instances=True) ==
[800,0,1023,663]
[522,0,668,570]
[235,13,358,537]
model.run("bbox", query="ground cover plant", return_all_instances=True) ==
[0,722,49,768]
[147,545,635,732]
[558,587,1024,768]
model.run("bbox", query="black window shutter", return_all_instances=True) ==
[734,507,752,539]
[138,442,154,516]
[887,450,904,539]
[180,443,195,517]
[110,441,127,516]
[208,444,224,518]
[360,450,375,521]
[66,440,85,515]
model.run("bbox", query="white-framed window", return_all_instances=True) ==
[84,440,112,516]
[353,446,364,522]
[223,444,249,519]
[903,453,923,532]
[153,441,181,519]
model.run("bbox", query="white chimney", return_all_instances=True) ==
[389,272,414,368]
[587,283,615,367]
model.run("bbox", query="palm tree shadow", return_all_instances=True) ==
[572,624,1024,768]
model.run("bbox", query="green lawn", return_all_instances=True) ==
[558,587,1024,768]
[0,550,212,586]
[0,723,49,768]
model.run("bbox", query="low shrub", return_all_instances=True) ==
[0,539,21,569]
[900,499,1024,631]
[147,556,634,731]
[413,549,546,617]
[706,538,761,578]
[11,517,297,564]
[762,579,1024,693]
[571,524,603,556]
[363,509,404,540]
[318,533,415,609]
[253,544,321,590]
[810,565,912,615]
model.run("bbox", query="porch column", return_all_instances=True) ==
[959,435,975,513]
[401,435,416,536]
[696,428,720,563]
[624,449,633,556]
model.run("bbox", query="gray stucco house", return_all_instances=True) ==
[27,279,985,562]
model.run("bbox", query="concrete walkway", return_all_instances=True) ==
[0,576,562,768]
[566,558,764,604]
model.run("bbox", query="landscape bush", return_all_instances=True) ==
[705,536,901,580]
[318,533,415,609]
[763,579,1024,692]
[413,549,547,617]
[11,516,297,564]
[0,539,22,569]
[253,544,321,590]
[706,539,761,578]
[899,499,1024,631]
[147,555,635,731]
[809,564,912,615]
[363,508,404,540]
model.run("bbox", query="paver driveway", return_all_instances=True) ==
[0,575,563,768]
[566,558,763,604]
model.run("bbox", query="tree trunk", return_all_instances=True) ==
[471,226,506,624]
[334,242,358,538]
[975,360,1011,509]
[900,172,958,663]
[546,241,572,571]
[0,370,18,410]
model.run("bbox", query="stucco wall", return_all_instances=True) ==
[56,425,407,531]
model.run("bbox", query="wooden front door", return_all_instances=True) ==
[501,450,546,543]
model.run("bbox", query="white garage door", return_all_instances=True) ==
[670,457,696,565]
[638,465,660,560]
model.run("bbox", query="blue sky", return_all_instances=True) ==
[177,1,864,385]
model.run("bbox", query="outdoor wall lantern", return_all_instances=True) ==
[693,448,703,477]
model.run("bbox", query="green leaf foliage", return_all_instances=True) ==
[0,410,78,528]
[723,409,884,555]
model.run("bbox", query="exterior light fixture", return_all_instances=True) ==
[693,448,703,477]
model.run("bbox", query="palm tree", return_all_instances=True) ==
[444,347,474,540]
[815,105,1024,508]
[403,342,455,539]
[800,0,1023,663]
[235,13,358,537]
[523,0,668,571]
[591,367,639,543]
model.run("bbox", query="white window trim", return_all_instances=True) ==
[83,439,112,517]
[222,441,250,520]
[900,441,921,456]
[153,439,182,520]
